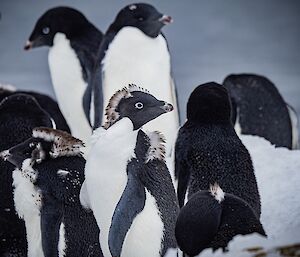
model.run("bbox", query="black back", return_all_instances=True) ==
[223,73,293,148]
[175,83,261,216]
[0,89,70,133]
[175,190,266,256]
[0,94,53,257]
[34,156,102,257]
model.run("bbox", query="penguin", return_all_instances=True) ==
[1,127,103,257]
[175,82,261,217]
[175,184,266,256]
[82,84,179,257]
[0,94,53,257]
[0,83,70,133]
[223,73,299,149]
[24,7,103,147]
[92,3,179,155]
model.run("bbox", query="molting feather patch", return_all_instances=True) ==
[210,183,225,203]
[32,127,85,158]
[103,84,150,129]
[0,83,16,93]
[145,131,166,163]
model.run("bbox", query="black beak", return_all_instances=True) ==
[159,15,173,25]
[0,150,11,161]
[24,40,33,50]
[161,102,174,113]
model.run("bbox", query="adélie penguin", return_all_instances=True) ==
[81,84,179,257]
[92,3,179,155]
[175,82,262,216]
[1,128,103,257]
[175,184,266,256]
[0,94,53,257]
[24,7,103,149]
[223,73,299,149]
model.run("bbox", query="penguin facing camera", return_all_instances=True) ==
[0,94,54,257]
[223,73,299,149]
[175,184,266,256]
[1,127,103,257]
[92,3,179,155]
[82,84,179,257]
[24,7,103,146]
[175,82,261,216]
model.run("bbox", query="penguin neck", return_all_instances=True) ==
[48,33,91,147]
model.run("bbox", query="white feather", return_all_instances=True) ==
[48,33,91,155]
[84,118,138,257]
[102,27,179,155]
[58,223,66,257]
[12,161,44,257]
[286,104,299,149]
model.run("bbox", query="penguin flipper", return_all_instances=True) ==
[41,201,63,257]
[82,83,92,127]
[91,33,114,129]
[109,162,146,257]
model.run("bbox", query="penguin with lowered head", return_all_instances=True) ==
[92,3,179,155]
[24,7,103,147]
[81,84,179,257]
[175,184,266,256]
[1,127,103,257]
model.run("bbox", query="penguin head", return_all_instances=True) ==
[104,84,173,130]
[187,82,232,124]
[110,3,172,38]
[1,127,84,169]
[24,7,91,50]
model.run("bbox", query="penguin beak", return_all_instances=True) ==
[24,40,33,50]
[0,150,11,161]
[161,102,174,113]
[159,15,173,25]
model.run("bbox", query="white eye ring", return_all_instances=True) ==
[42,27,50,35]
[29,142,35,148]
[135,102,143,109]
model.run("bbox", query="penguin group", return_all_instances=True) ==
[0,2,299,257]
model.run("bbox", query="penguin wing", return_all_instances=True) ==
[40,198,64,257]
[90,33,115,129]
[175,127,192,207]
[109,161,146,257]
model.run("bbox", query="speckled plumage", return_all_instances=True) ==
[0,94,53,257]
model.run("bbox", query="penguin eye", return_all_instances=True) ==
[138,17,144,21]
[29,142,36,148]
[42,27,50,35]
[135,102,144,109]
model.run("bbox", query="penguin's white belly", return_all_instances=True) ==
[12,166,44,257]
[121,190,164,257]
[49,33,91,153]
[85,119,138,257]
[102,27,179,155]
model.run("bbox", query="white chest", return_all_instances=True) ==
[48,33,91,149]
[12,164,44,257]
[101,27,179,155]
[85,119,138,256]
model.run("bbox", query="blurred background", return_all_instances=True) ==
[0,0,299,122]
